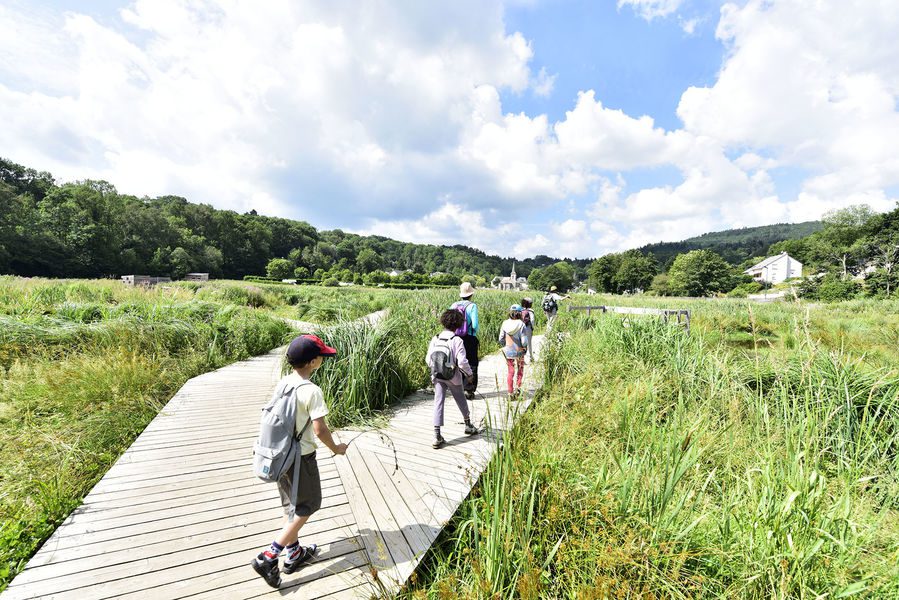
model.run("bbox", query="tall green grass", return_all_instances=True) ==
[404,310,899,598]
[313,318,414,427]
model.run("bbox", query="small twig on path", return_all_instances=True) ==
[341,428,399,474]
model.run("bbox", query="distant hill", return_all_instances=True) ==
[638,221,824,267]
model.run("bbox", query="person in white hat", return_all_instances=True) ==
[542,285,569,330]
[450,282,480,399]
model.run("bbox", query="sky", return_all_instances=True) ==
[2,0,898,259]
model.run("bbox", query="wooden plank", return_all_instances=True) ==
[10,515,357,593]
[60,469,341,527]
[332,436,394,577]
[84,472,343,513]
[186,549,371,600]
[342,443,417,582]
[36,493,347,554]
[362,450,441,555]
[7,534,364,600]
[18,504,354,572]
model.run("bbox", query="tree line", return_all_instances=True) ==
[586,204,899,299]
[0,158,590,284]
[5,156,893,299]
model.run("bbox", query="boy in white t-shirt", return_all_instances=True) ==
[251,335,348,589]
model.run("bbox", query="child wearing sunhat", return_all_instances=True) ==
[251,334,348,589]
[498,305,529,397]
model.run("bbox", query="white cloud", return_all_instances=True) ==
[0,0,539,222]
[356,202,517,257]
[679,17,700,35]
[618,0,685,21]
[514,220,598,258]
[678,0,899,184]
[532,67,556,97]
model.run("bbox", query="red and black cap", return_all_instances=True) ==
[286,334,337,366]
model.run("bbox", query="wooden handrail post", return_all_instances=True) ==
[568,305,691,334]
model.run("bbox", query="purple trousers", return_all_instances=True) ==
[433,380,470,426]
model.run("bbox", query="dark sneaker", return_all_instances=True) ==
[283,544,318,574]
[432,436,446,449]
[464,424,478,435]
[465,391,475,400]
[251,554,281,588]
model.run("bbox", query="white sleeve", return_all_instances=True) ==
[305,386,329,420]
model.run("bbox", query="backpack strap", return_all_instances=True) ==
[289,381,314,522]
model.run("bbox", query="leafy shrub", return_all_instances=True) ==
[864,268,899,297]
[727,281,763,298]
[801,273,862,301]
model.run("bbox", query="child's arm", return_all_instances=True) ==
[313,418,348,455]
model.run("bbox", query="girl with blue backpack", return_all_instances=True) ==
[498,305,529,397]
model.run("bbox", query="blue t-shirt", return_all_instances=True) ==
[451,300,479,336]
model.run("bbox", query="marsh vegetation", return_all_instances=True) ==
[2,278,896,597]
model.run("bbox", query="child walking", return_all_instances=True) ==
[520,297,536,362]
[499,305,528,397]
[251,335,348,589]
[426,309,478,449]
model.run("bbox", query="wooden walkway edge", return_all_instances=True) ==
[4,319,542,599]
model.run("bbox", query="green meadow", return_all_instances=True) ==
[1,278,897,597]
[404,295,899,599]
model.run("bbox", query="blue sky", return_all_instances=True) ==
[502,0,724,130]
[2,0,897,259]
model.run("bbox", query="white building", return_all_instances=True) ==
[744,252,803,284]
[494,263,528,291]
[121,275,172,286]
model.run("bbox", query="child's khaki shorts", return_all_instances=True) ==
[277,452,323,517]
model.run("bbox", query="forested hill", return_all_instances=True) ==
[639,221,824,267]
[0,157,590,281]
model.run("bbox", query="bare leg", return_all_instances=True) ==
[275,514,310,547]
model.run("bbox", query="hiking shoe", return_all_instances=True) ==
[283,544,318,574]
[251,554,281,588]
[432,436,446,449]
[465,391,475,400]
[464,424,478,435]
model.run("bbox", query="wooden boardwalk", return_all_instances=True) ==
[5,324,542,599]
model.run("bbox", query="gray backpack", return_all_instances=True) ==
[253,379,313,514]
[428,332,457,380]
